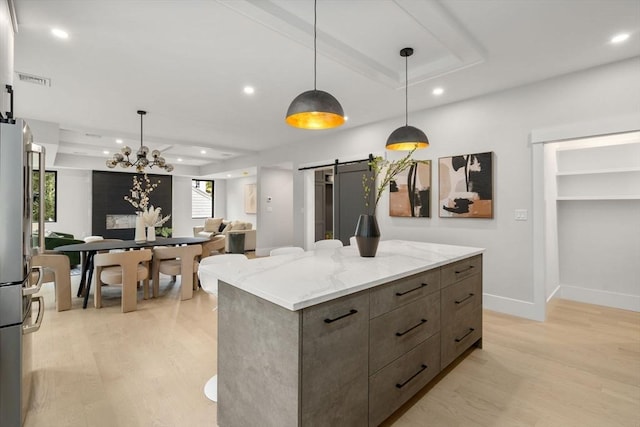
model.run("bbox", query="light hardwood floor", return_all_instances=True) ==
[26,275,639,427]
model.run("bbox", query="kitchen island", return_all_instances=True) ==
[204,240,484,427]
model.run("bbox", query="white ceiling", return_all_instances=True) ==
[10,0,640,176]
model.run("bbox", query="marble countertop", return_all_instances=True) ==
[199,240,484,311]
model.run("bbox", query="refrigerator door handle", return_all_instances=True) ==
[23,266,44,296]
[23,296,44,335]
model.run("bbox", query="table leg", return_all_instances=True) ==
[82,252,96,309]
[76,251,90,297]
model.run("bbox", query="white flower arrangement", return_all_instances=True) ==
[124,173,158,211]
[142,205,171,227]
[124,173,171,227]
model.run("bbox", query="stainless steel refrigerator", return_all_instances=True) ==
[0,118,46,427]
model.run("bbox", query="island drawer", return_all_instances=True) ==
[370,268,441,318]
[441,274,482,327]
[369,292,440,375]
[369,333,441,427]
[441,254,482,287]
[441,307,482,369]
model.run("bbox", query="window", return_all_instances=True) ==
[33,170,57,222]
[192,179,214,218]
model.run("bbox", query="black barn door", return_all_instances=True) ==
[333,161,374,246]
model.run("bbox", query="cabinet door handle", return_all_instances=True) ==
[455,265,474,274]
[454,293,475,305]
[395,364,428,389]
[454,327,475,343]
[324,309,358,324]
[395,283,428,296]
[395,319,427,337]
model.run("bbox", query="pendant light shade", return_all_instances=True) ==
[386,47,429,151]
[286,89,344,129]
[285,0,345,130]
[385,125,429,151]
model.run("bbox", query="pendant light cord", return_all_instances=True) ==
[405,53,408,126]
[140,112,144,149]
[314,0,317,90]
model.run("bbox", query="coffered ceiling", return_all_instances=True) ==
[9,0,640,175]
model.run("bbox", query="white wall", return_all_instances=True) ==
[168,176,227,237]
[0,0,14,107]
[225,176,257,225]
[256,167,293,255]
[46,169,91,239]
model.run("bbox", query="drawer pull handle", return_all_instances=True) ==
[395,283,428,296]
[395,364,428,389]
[324,309,358,324]
[454,293,475,305]
[455,265,475,274]
[395,319,427,337]
[455,327,475,343]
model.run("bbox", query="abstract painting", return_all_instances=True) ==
[439,152,493,218]
[244,183,257,214]
[389,160,431,217]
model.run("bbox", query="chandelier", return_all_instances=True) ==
[106,110,174,173]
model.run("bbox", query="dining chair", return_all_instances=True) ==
[313,239,344,249]
[197,253,249,402]
[93,249,152,313]
[200,235,226,260]
[151,244,202,300]
[349,236,357,247]
[269,246,305,256]
[31,253,72,312]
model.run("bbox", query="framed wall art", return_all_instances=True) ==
[389,160,431,217]
[439,152,493,218]
[244,183,257,214]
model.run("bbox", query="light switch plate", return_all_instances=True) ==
[514,209,528,221]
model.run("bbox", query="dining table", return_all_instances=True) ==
[54,237,209,309]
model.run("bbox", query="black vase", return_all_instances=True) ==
[354,214,380,257]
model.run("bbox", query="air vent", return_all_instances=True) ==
[16,72,51,87]
[85,133,102,138]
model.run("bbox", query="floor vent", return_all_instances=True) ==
[16,72,51,86]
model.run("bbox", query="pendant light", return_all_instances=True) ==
[285,0,345,130]
[386,47,429,150]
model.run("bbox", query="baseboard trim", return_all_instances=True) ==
[546,285,561,303]
[483,293,545,322]
[559,285,640,312]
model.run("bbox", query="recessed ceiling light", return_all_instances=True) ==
[344,116,349,121]
[226,174,232,178]
[115,138,123,144]
[611,33,630,44]
[103,150,109,155]
[432,87,444,96]
[51,28,69,39]
[200,150,206,154]
[243,86,255,95]
[177,158,183,162]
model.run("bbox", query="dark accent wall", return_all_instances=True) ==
[92,171,172,239]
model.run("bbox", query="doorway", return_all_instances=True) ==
[314,169,333,241]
